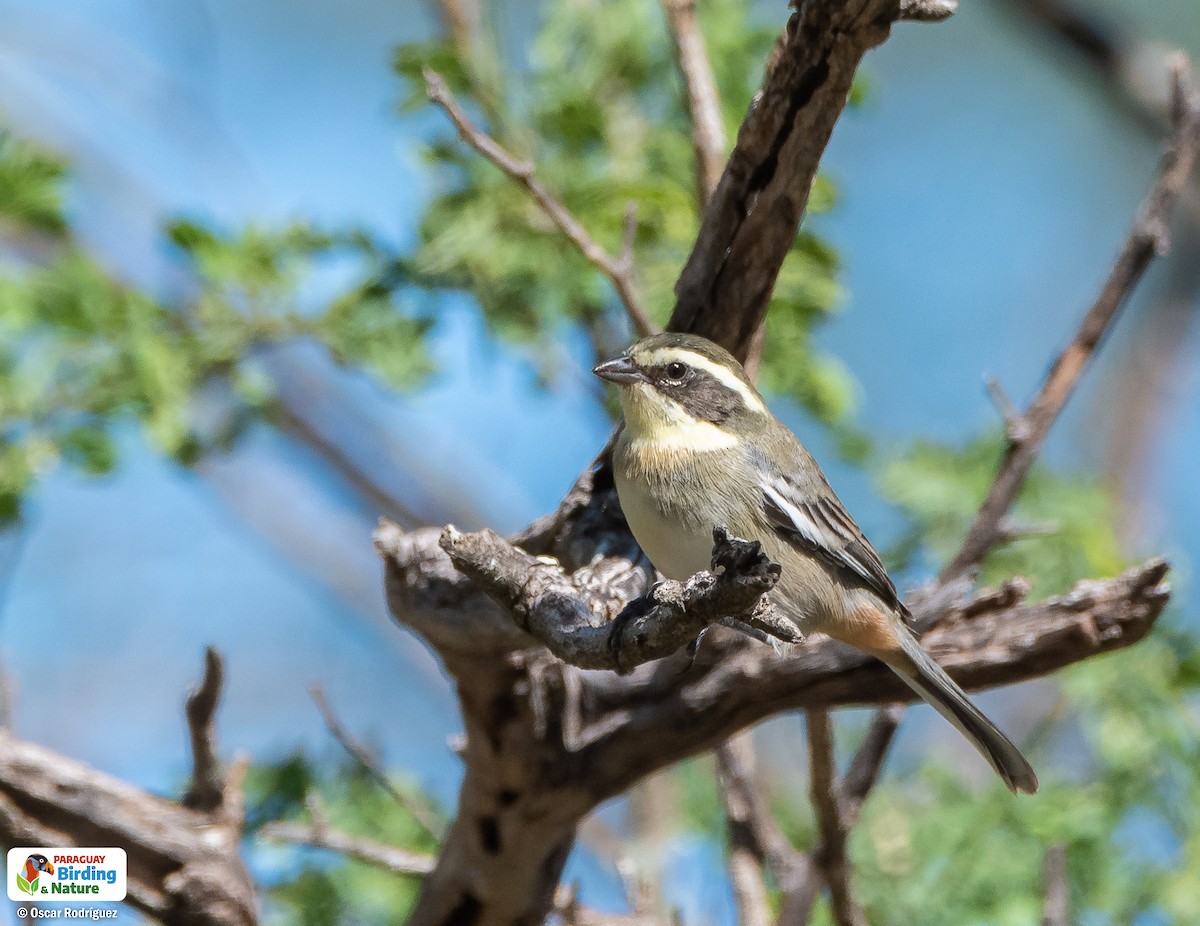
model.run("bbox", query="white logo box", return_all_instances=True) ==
[7,848,127,902]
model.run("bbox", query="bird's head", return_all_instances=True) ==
[26,855,53,875]
[593,333,768,448]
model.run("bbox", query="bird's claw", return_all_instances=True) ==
[710,527,782,590]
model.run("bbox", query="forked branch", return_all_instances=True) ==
[424,68,658,338]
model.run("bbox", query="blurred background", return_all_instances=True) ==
[2,0,1199,923]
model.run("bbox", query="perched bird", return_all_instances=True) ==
[594,332,1038,794]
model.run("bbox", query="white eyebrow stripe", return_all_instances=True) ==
[638,348,767,414]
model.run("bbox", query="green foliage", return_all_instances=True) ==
[246,755,442,926]
[396,0,852,421]
[880,433,1125,596]
[0,142,432,521]
[0,130,68,236]
[822,616,1200,926]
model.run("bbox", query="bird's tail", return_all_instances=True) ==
[881,622,1039,794]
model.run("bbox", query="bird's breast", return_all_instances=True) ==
[613,437,753,581]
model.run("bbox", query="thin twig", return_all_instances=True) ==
[430,0,507,133]
[807,711,866,926]
[272,401,425,528]
[660,0,726,206]
[621,202,639,274]
[309,685,445,840]
[182,647,225,812]
[984,374,1030,443]
[1042,843,1069,926]
[424,68,659,339]
[943,59,1200,582]
[260,819,436,876]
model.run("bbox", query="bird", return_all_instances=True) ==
[593,331,1038,794]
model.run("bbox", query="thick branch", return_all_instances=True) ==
[572,557,1168,799]
[668,0,923,357]
[424,68,658,339]
[943,63,1200,581]
[385,509,1169,793]
[0,730,256,926]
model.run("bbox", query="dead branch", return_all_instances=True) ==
[0,649,255,925]
[423,68,658,339]
[182,647,225,812]
[386,511,1168,790]
[944,58,1200,581]
[0,739,255,926]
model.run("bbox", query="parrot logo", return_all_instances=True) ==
[16,854,53,896]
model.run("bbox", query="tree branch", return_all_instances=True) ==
[660,0,726,206]
[0,736,256,926]
[260,819,436,876]
[806,711,866,926]
[438,525,798,673]
[714,736,774,926]
[423,68,659,339]
[943,58,1200,581]
[667,0,951,359]
[0,649,256,925]
[182,646,225,812]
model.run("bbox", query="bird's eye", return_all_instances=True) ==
[665,361,688,382]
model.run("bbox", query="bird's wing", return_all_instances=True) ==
[761,473,903,613]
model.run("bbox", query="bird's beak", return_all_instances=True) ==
[45,862,54,874]
[592,356,644,385]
